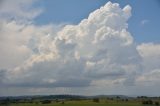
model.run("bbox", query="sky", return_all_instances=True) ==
[0,0,160,96]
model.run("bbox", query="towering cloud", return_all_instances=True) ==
[1,1,140,87]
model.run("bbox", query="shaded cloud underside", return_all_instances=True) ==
[0,0,160,96]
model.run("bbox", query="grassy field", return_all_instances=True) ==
[10,103,142,106]
[2,96,158,106]
[10,104,142,106]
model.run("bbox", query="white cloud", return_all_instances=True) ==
[136,69,160,85]
[136,43,160,87]
[0,20,58,69]
[137,43,160,72]
[0,0,43,20]
[1,1,142,89]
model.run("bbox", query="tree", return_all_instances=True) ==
[125,99,128,102]
[148,100,153,105]
[93,98,99,103]
[142,100,153,105]
[155,101,159,106]
[0,98,10,106]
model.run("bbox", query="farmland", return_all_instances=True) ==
[1,95,159,106]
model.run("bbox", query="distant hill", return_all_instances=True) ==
[92,95,132,99]
[0,94,133,100]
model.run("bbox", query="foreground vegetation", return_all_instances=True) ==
[0,95,160,106]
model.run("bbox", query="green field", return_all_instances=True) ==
[11,104,142,106]
[2,96,158,106]
[10,103,142,106]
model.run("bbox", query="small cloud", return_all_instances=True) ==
[141,19,149,25]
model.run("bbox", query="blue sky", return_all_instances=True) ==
[34,0,160,43]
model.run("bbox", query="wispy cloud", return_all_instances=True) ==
[0,0,43,20]
[141,19,150,25]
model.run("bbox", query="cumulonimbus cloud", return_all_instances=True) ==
[1,1,141,87]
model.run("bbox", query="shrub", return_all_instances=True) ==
[41,100,51,104]
[61,101,64,104]
[142,100,153,105]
